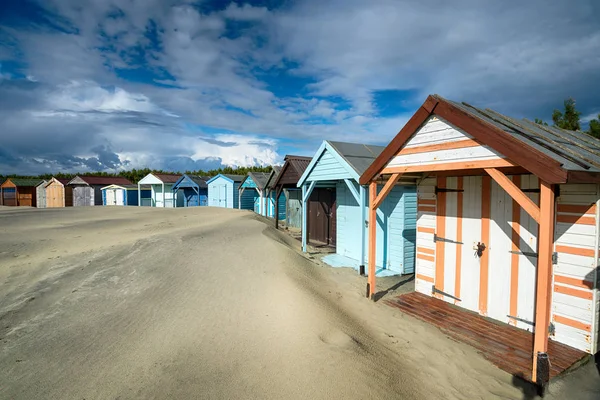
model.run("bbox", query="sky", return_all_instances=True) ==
[1,0,599,175]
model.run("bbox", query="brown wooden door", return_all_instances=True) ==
[308,188,336,246]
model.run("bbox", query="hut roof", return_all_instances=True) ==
[265,166,282,190]
[272,155,312,188]
[246,172,271,190]
[5,178,44,187]
[72,176,133,186]
[327,141,385,176]
[221,174,246,182]
[153,173,181,183]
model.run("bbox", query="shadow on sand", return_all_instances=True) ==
[372,275,415,302]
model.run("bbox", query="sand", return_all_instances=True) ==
[0,206,598,399]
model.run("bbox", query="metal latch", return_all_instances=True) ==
[435,187,464,194]
[509,250,538,258]
[432,285,461,302]
[552,252,558,264]
[434,234,463,245]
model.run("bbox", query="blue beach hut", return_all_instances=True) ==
[101,184,150,206]
[238,172,272,215]
[207,174,246,208]
[297,141,417,276]
[265,166,286,220]
[172,175,210,207]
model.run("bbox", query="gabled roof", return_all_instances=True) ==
[1,178,44,187]
[298,141,384,186]
[242,172,271,191]
[206,173,245,184]
[173,174,210,189]
[272,155,313,188]
[265,166,282,190]
[153,174,181,183]
[360,94,600,185]
[101,184,140,190]
[137,173,180,185]
[68,175,133,186]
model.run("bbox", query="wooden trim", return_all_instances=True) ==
[554,245,595,257]
[557,204,596,214]
[373,173,402,210]
[360,98,437,185]
[479,176,491,315]
[454,177,464,304]
[417,246,435,255]
[434,100,568,184]
[435,177,446,298]
[509,175,521,325]
[417,274,434,283]
[553,315,592,332]
[382,159,516,175]
[554,284,593,300]
[398,138,481,156]
[418,199,436,206]
[485,168,541,223]
[532,181,556,382]
[567,170,600,184]
[368,182,378,298]
[554,274,594,290]
[556,214,596,226]
[417,226,435,234]
[418,206,436,213]
[417,253,435,262]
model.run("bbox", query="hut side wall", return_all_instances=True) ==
[72,186,94,206]
[286,189,302,228]
[36,184,47,208]
[17,187,36,207]
[208,176,234,208]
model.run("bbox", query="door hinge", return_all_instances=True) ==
[434,234,463,245]
[509,250,538,258]
[507,314,535,326]
[432,285,461,302]
[435,187,465,194]
[552,252,558,264]
[548,322,555,336]
[521,188,540,193]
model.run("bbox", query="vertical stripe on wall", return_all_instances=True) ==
[435,177,447,297]
[454,177,463,304]
[509,175,521,325]
[479,175,491,315]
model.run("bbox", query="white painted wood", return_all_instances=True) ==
[516,175,539,330]
[487,178,513,324]
[459,176,482,312]
[387,145,503,169]
[415,177,437,297]
[552,323,592,353]
[404,116,474,147]
[554,303,593,324]
[417,213,436,228]
[442,177,458,299]
[553,292,593,312]
[415,279,433,295]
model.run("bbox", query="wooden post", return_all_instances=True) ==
[532,180,555,384]
[360,185,366,272]
[302,184,307,252]
[162,183,165,208]
[275,186,281,228]
[368,181,377,298]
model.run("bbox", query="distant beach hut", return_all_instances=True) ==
[136,173,181,207]
[101,184,149,206]
[238,172,271,215]
[68,176,133,206]
[0,178,44,207]
[207,174,246,208]
[271,155,312,229]
[265,166,286,220]
[44,178,73,207]
[172,174,211,207]
[297,140,417,275]
[36,180,48,208]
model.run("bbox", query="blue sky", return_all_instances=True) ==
[1,0,599,174]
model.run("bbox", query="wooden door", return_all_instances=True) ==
[219,185,227,207]
[308,188,336,246]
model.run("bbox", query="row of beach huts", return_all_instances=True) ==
[2,94,600,384]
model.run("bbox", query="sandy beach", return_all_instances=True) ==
[0,206,598,399]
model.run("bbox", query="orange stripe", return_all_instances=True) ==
[553,315,592,332]
[554,284,593,300]
[418,206,436,213]
[554,274,594,289]
[417,253,435,262]
[417,274,434,283]
[398,138,481,156]
[435,177,446,298]
[417,226,435,234]
[417,246,435,255]
[381,159,517,174]
[454,177,463,304]
[479,176,491,315]
[557,204,596,215]
[556,214,596,226]
[418,199,436,206]
[509,175,521,325]
[555,245,595,257]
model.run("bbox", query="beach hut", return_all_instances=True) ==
[238,172,271,215]
[101,184,150,206]
[171,175,210,207]
[272,156,312,229]
[0,178,43,206]
[207,174,246,208]
[44,178,73,207]
[35,180,48,208]
[265,166,286,220]
[297,141,417,275]
[68,176,133,206]
[360,94,600,383]
[136,173,181,207]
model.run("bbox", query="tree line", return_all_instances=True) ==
[0,165,273,184]
[535,98,600,138]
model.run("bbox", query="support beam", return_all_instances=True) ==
[485,168,540,223]
[381,158,516,174]
[162,183,165,208]
[373,173,402,210]
[238,187,245,209]
[359,185,366,271]
[301,181,318,252]
[343,179,360,204]
[532,181,556,384]
[275,186,282,228]
[368,181,378,298]
[138,183,141,207]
